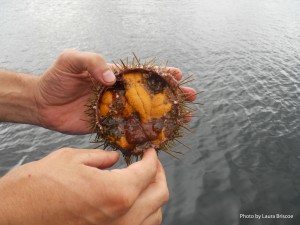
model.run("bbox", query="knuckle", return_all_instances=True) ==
[95,53,105,62]
[59,49,77,60]
[118,193,133,212]
[132,164,156,179]
[53,147,73,157]
[112,192,134,216]
[161,188,170,204]
[58,147,72,154]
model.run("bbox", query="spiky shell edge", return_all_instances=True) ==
[85,55,192,165]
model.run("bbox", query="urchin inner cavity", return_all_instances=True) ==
[97,70,178,151]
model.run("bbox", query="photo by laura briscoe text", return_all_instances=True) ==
[240,214,293,220]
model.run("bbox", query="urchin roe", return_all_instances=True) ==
[98,71,178,152]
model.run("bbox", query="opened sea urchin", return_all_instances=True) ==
[87,55,193,165]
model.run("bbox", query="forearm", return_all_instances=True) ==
[0,177,17,225]
[0,170,38,225]
[0,70,39,125]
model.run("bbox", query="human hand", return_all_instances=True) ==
[33,50,197,134]
[34,49,116,134]
[0,148,168,225]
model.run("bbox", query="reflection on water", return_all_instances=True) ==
[1,0,300,224]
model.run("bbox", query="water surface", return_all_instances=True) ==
[1,0,300,224]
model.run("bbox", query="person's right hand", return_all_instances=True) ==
[0,148,168,225]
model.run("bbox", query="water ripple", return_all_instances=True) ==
[1,0,300,224]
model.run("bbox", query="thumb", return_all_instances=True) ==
[74,149,120,169]
[58,49,116,85]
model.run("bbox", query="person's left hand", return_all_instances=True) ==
[34,49,197,134]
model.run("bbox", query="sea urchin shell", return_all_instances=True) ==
[87,55,192,165]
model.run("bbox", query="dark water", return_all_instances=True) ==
[1,0,300,224]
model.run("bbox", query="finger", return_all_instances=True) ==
[124,160,169,224]
[74,149,120,168]
[109,62,196,103]
[49,147,120,168]
[113,148,158,198]
[108,63,182,81]
[181,86,197,102]
[184,112,192,123]
[141,208,163,225]
[153,66,182,81]
[166,67,182,81]
[136,160,169,211]
[58,49,116,85]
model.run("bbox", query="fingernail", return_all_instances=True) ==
[103,70,115,83]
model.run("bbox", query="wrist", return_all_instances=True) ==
[0,70,40,125]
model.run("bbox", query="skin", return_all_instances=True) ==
[0,50,197,225]
[0,148,167,225]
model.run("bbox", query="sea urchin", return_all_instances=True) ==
[86,55,194,165]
